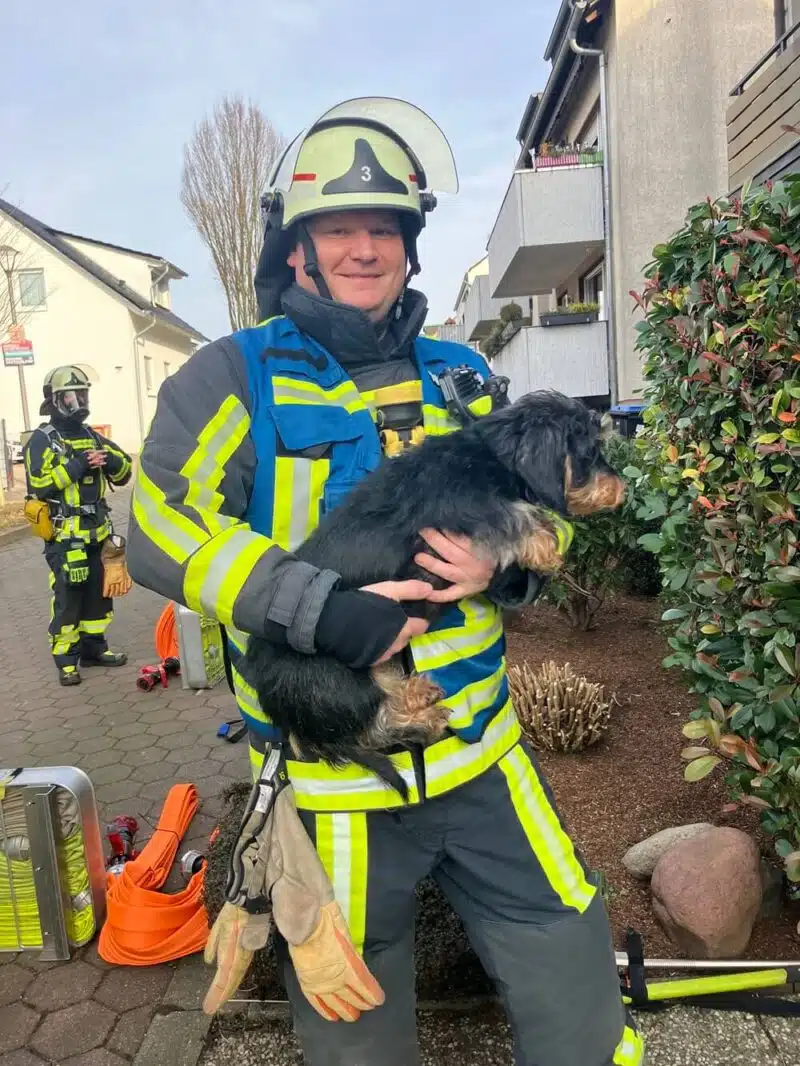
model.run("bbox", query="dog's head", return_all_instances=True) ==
[478,391,627,516]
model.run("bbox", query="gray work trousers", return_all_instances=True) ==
[276,740,643,1066]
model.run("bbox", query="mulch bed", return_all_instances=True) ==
[506,592,800,962]
[203,592,800,1007]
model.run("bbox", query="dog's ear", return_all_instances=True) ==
[514,417,569,512]
[482,399,569,512]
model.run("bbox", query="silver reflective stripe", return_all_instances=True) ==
[425,704,516,787]
[272,379,364,413]
[194,527,257,617]
[290,765,418,797]
[132,471,206,563]
[289,459,312,551]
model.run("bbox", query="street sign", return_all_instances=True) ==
[2,339,34,367]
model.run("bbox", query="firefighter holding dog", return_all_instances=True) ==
[127,98,643,1066]
[23,365,132,686]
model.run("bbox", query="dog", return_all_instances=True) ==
[242,390,626,798]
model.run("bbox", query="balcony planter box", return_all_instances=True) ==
[540,309,599,327]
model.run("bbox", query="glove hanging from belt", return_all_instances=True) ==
[202,748,384,1022]
[63,542,90,585]
[101,534,133,598]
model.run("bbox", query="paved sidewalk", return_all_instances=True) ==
[0,484,249,1066]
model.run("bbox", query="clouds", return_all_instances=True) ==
[0,0,555,336]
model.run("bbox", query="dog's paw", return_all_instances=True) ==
[518,527,565,574]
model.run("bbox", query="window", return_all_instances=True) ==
[580,262,605,319]
[144,356,154,393]
[163,361,171,379]
[18,269,46,309]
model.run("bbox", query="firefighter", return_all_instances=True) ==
[24,366,132,685]
[127,98,643,1066]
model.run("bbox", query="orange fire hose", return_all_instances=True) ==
[98,783,210,965]
[155,601,179,660]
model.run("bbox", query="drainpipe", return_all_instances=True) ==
[132,312,157,448]
[569,0,619,406]
[130,262,170,449]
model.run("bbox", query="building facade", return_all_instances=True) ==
[473,0,776,404]
[0,198,206,458]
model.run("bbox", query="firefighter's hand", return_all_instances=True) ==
[360,579,433,664]
[87,450,107,468]
[415,530,495,602]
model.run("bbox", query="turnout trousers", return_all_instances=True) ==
[267,739,644,1066]
[45,541,113,669]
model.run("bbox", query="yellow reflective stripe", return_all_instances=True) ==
[498,745,596,913]
[425,701,520,797]
[231,663,269,726]
[272,376,367,414]
[467,394,493,417]
[422,403,460,436]
[272,456,329,551]
[79,616,112,634]
[248,743,263,783]
[289,753,419,812]
[410,598,503,672]
[314,814,368,955]
[226,625,248,654]
[181,394,250,536]
[255,314,284,328]
[51,463,71,489]
[183,525,275,627]
[613,1026,645,1065]
[132,468,207,565]
[441,661,506,730]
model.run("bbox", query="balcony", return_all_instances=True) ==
[462,273,507,341]
[487,156,604,299]
[728,22,800,191]
[489,319,609,401]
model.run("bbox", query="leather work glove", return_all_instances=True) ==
[202,902,272,1014]
[202,783,384,1022]
[287,899,385,1022]
[63,543,90,585]
[101,535,133,598]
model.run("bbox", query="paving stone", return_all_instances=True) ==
[117,733,162,752]
[78,748,121,772]
[94,779,142,805]
[94,966,173,1010]
[144,719,187,738]
[0,964,33,1007]
[87,690,131,708]
[128,762,179,785]
[0,1050,47,1066]
[66,735,115,755]
[79,941,115,971]
[84,763,132,787]
[105,722,148,740]
[0,1003,40,1054]
[30,1001,116,1060]
[24,960,101,1011]
[162,955,211,1011]
[132,1010,211,1066]
[106,1006,154,1058]
[163,731,208,751]
[62,1050,129,1066]
[15,954,61,973]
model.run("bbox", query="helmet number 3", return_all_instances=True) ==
[361,165,372,182]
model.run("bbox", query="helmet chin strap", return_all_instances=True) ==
[295,218,422,322]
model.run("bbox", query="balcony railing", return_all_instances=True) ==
[531,148,604,170]
[730,19,800,97]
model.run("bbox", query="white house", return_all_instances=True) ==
[0,197,207,457]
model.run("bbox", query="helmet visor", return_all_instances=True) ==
[269,97,458,197]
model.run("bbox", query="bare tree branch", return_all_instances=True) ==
[180,96,287,330]
[0,201,36,340]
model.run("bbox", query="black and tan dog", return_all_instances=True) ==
[242,390,626,795]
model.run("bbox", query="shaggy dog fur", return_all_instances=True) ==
[242,390,626,797]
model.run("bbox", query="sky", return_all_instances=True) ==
[0,0,557,342]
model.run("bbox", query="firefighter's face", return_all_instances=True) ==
[58,389,89,417]
[287,210,407,322]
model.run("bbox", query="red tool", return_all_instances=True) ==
[136,656,180,692]
[106,815,140,874]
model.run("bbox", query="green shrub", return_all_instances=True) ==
[630,177,800,883]
[545,435,654,629]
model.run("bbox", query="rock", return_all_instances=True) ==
[651,827,762,958]
[622,823,714,880]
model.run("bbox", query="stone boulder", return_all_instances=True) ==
[622,823,714,880]
[650,827,762,958]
